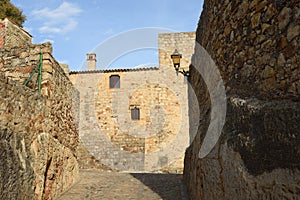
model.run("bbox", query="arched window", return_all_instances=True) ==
[131,107,140,120]
[109,75,120,88]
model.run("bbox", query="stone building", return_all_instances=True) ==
[70,32,196,172]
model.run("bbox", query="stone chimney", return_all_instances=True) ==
[87,53,96,71]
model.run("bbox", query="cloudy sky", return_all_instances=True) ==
[10,0,203,71]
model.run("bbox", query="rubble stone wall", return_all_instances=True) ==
[0,29,79,198]
[0,42,79,151]
[196,0,300,98]
[0,18,32,48]
[0,75,79,200]
[184,0,300,199]
[70,67,189,173]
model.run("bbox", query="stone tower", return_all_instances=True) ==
[87,53,96,71]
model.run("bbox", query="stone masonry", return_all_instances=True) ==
[184,0,300,199]
[159,32,196,73]
[0,18,32,48]
[70,66,189,172]
[70,32,195,173]
[0,18,79,199]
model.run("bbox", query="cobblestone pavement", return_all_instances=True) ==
[57,169,189,200]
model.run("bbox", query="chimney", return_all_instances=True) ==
[87,53,96,71]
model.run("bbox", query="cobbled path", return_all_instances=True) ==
[57,169,189,200]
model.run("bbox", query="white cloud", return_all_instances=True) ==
[31,2,82,34]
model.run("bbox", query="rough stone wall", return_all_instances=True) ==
[0,42,79,149]
[0,18,32,48]
[184,0,300,199]
[70,67,189,172]
[0,31,79,198]
[0,75,79,200]
[0,21,5,47]
[0,42,51,84]
[195,0,300,98]
[159,32,196,71]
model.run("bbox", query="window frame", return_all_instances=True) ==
[131,107,140,120]
[109,75,120,89]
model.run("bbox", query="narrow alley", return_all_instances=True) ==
[57,170,189,200]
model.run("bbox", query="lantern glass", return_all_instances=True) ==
[170,49,182,68]
[172,56,181,65]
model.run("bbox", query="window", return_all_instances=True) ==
[131,107,140,120]
[109,75,120,88]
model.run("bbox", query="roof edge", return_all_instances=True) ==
[69,67,159,75]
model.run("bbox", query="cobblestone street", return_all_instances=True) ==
[57,170,189,200]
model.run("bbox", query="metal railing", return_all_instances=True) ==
[23,52,43,93]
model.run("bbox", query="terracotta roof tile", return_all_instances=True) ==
[69,67,159,74]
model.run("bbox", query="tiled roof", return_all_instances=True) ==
[69,67,159,74]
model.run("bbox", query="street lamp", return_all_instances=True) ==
[170,49,189,76]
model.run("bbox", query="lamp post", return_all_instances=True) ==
[170,49,189,76]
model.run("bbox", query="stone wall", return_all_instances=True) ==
[159,32,196,71]
[0,28,79,198]
[0,18,32,48]
[195,0,299,98]
[184,0,300,199]
[70,67,189,173]
[0,41,79,148]
[0,75,79,200]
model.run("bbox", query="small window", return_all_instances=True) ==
[110,75,120,88]
[131,107,140,120]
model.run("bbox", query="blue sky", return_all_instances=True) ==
[10,0,203,71]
